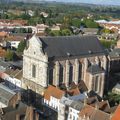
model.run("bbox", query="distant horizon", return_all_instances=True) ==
[13,0,120,6]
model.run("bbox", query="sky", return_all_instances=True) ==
[42,0,120,5]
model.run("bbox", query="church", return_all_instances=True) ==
[22,35,107,98]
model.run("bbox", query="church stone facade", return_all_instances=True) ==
[22,35,107,97]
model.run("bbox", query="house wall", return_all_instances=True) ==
[68,107,79,120]
[58,103,66,120]
[44,96,60,111]
[0,102,7,108]
[3,74,22,90]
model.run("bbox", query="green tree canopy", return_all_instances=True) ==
[17,40,26,53]
[60,29,72,36]
[85,19,99,28]
[101,28,114,34]
[5,49,14,61]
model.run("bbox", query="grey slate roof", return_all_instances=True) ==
[109,48,120,59]
[113,83,120,89]
[87,65,104,75]
[60,96,73,106]
[70,101,84,111]
[40,35,105,59]
[0,60,10,72]
[68,93,87,101]
[0,84,16,106]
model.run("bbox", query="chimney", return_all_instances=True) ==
[110,113,113,119]
[29,106,34,120]
[17,92,21,101]
[0,108,4,115]
[35,112,39,120]
[16,114,20,120]
[13,101,16,108]
[84,98,87,106]
[13,100,19,109]
[95,103,99,110]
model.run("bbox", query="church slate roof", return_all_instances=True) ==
[39,35,105,59]
[87,65,104,75]
[109,48,120,59]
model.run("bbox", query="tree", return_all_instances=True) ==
[60,29,72,36]
[70,19,83,28]
[100,40,116,48]
[20,13,31,20]
[104,92,120,106]
[5,49,14,61]
[101,28,114,34]
[17,40,26,53]
[45,28,51,35]
[49,30,60,36]
[85,19,99,28]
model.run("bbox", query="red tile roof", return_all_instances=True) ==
[79,105,110,120]
[67,87,80,96]
[0,32,8,37]
[111,105,120,120]
[44,85,65,101]
[91,100,110,111]
[0,47,7,58]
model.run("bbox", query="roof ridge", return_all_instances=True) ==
[40,35,97,39]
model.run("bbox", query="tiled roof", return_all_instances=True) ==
[79,105,95,118]
[113,83,120,89]
[79,105,110,120]
[70,101,84,111]
[0,47,7,57]
[91,100,110,111]
[5,35,24,41]
[44,85,65,101]
[111,105,120,120]
[69,81,88,93]
[67,87,80,96]
[40,35,105,59]
[105,106,117,114]
[5,69,22,80]
[90,109,110,120]
[0,19,27,26]
[0,32,8,37]
[109,48,120,59]
[78,80,88,92]
[0,84,16,106]
[86,96,98,105]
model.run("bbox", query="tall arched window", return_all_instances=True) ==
[32,65,36,78]
[69,64,73,85]
[95,76,99,92]
[59,65,64,85]
[93,76,99,92]
[49,68,53,85]
[78,63,82,82]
